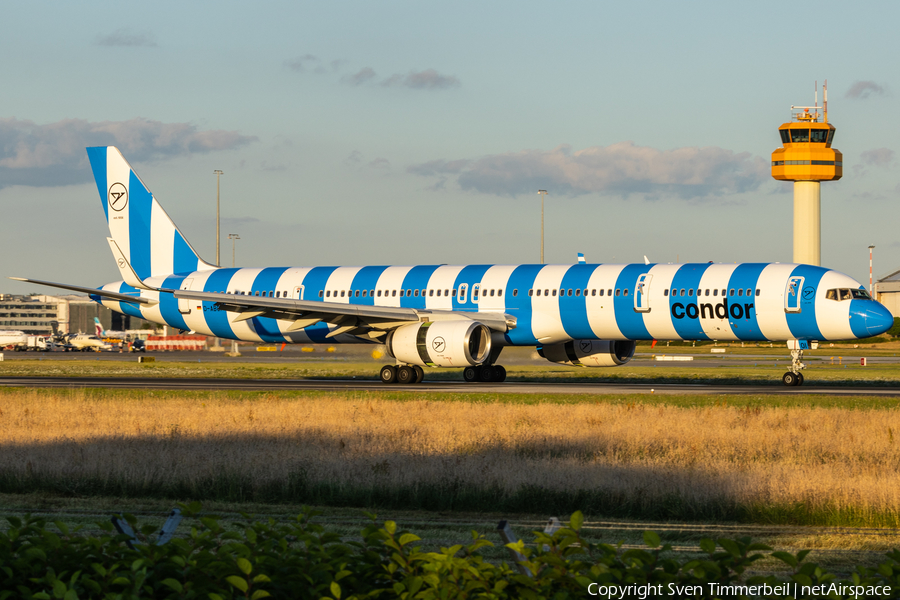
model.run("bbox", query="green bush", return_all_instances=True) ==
[1,505,898,599]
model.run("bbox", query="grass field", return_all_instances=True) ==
[3,387,900,531]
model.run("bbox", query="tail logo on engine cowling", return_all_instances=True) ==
[432,337,445,352]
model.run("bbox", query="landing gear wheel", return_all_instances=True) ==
[782,372,798,387]
[380,365,398,384]
[397,365,416,384]
[463,366,478,382]
[796,372,804,386]
[412,365,424,383]
[479,366,495,382]
[493,365,507,383]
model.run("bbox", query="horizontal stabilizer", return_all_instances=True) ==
[8,277,157,305]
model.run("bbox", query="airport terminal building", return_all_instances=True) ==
[0,294,151,335]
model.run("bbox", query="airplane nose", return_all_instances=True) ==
[866,302,895,336]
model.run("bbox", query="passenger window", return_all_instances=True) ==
[729,289,734,296]
[513,289,518,297]
[546,289,550,296]
[688,289,694,297]
[599,289,604,297]
[566,289,571,296]
[355,290,360,297]
[406,289,411,297]
[746,288,752,297]
[362,290,367,297]
[680,289,685,297]
[340,291,345,297]
[429,290,433,297]
[392,290,397,297]
[436,289,441,297]
[370,290,374,296]
[738,289,743,296]
[608,289,613,296]
[756,289,761,296]
[489,289,494,297]
[575,289,581,296]
[498,289,502,297]
[400,290,405,297]
[615,289,620,297]
[452,289,456,296]
[624,289,629,296]
[536,289,541,296]
[721,289,726,296]
[378,290,383,297]
[528,289,533,296]
[255,291,260,296]
[592,289,596,296]
[414,290,419,297]
[705,289,710,296]
[446,289,450,296]
[713,289,718,296]
[318,291,323,297]
[275,291,280,298]
[664,289,669,296]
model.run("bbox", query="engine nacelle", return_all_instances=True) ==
[537,340,635,367]
[387,320,491,367]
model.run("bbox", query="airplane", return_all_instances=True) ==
[0,330,27,350]
[10,146,895,385]
[94,317,127,339]
[47,320,111,352]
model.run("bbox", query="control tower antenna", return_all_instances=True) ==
[772,82,842,266]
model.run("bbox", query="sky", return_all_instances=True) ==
[2,0,898,295]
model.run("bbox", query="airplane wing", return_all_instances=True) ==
[8,277,158,305]
[173,290,515,340]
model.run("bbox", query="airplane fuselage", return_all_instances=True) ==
[94,261,889,346]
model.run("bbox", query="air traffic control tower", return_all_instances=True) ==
[771,84,842,266]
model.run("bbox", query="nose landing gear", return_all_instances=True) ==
[782,340,816,386]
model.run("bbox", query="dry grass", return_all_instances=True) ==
[2,388,900,525]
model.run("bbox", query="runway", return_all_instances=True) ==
[3,375,900,396]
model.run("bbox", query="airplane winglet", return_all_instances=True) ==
[107,238,159,291]
[644,255,650,265]
[577,253,586,264]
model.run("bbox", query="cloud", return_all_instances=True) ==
[860,148,895,167]
[382,69,460,90]
[846,81,887,99]
[0,117,257,189]
[368,158,390,169]
[95,29,157,47]
[408,142,769,199]
[285,54,320,73]
[344,150,362,167]
[344,67,377,86]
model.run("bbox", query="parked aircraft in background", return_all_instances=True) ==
[0,330,27,350]
[11,147,895,385]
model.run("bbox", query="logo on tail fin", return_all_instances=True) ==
[108,183,128,211]
[94,318,104,337]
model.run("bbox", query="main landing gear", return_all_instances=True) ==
[380,364,424,385]
[463,364,507,383]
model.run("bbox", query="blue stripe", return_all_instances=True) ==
[248,268,291,342]
[785,265,826,340]
[350,266,390,305]
[400,265,442,310]
[613,264,653,339]
[202,268,240,339]
[300,266,340,342]
[128,171,153,280]
[504,264,544,344]
[725,264,766,341]
[116,283,145,319]
[86,147,108,221]
[173,232,198,274]
[159,275,189,331]
[451,265,492,311]
[668,263,712,340]
[559,265,597,339]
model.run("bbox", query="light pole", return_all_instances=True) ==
[537,190,547,264]
[869,245,876,295]
[229,233,240,268]
[214,170,224,266]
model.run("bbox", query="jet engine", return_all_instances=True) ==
[537,340,635,367]
[386,320,491,367]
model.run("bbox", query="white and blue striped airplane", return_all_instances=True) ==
[12,146,895,386]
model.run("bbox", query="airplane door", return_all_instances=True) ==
[458,283,468,304]
[178,278,194,314]
[785,276,804,313]
[293,285,304,300]
[634,274,652,313]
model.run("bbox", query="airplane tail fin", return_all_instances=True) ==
[86,146,217,280]
[94,317,104,338]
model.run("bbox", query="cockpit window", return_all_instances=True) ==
[790,129,810,143]
[810,129,829,143]
[827,288,872,301]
